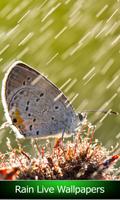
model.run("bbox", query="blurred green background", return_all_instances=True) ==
[0,0,120,153]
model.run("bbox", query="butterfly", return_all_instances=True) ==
[1,61,86,138]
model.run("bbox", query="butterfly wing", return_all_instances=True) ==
[2,61,78,138]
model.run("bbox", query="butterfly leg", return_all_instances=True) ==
[61,129,65,140]
[0,122,10,130]
[31,138,41,157]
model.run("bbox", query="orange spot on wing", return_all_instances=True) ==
[13,109,25,129]
[15,110,24,124]
[13,109,34,132]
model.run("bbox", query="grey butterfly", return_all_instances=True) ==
[1,61,86,138]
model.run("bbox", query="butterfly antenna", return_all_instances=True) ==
[83,110,119,116]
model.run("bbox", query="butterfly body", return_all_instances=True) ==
[1,61,85,138]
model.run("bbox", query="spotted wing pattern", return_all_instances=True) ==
[2,62,78,137]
